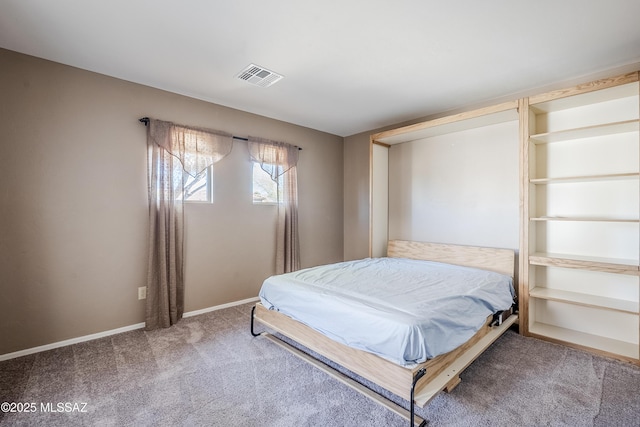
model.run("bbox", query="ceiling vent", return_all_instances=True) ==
[236,64,283,87]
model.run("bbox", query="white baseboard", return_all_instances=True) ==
[182,296,259,318]
[0,296,260,362]
[0,322,145,362]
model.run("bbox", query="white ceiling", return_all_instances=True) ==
[2,0,640,137]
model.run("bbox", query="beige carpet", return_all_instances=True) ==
[1,302,639,426]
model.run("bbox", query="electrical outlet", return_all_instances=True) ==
[138,286,147,300]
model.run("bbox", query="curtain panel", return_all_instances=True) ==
[248,137,301,274]
[145,119,232,330]
[148,119,233,178]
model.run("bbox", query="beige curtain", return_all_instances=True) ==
[146,119,232,330]
[248,137,300,274]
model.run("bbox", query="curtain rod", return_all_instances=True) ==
[139,117,302,150]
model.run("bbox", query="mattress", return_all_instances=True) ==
[259,257,515,366]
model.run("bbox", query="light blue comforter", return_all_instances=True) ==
[259,257,515,366]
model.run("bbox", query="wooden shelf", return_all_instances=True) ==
[530,216,639,223]
[530,119,639,144]
[529,78,639,111]
[530,172,639,184]
[529,252,639,275]
[529,287,638,314]
[529,322,639,361]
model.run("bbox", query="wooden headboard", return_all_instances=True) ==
[387,240,515,278]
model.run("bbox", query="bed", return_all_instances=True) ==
[250,240,518,426]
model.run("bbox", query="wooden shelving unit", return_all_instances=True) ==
[520,72,640,364]
[368,70,640,365]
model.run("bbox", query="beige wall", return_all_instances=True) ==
[0,48,343,356]
[344,121,519,263]
[388,120,520,250]
[342,132,371,260]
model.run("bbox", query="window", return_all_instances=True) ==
[180,166,213,202]
[252,163,283,204]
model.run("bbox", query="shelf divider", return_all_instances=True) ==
[529,287,639,314]
[528,322,639,361]
[530,119,639,144]
[530,172,639,184]
[530,216,639,223]
[529,252,639,275]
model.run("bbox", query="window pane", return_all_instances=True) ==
[182,167,212,202]
[253,163,281,203]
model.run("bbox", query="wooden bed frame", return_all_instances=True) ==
[251,240,518,426]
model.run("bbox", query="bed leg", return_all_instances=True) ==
[444,375,461,393]
[411,368,428,427]
[250,305,262,337]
